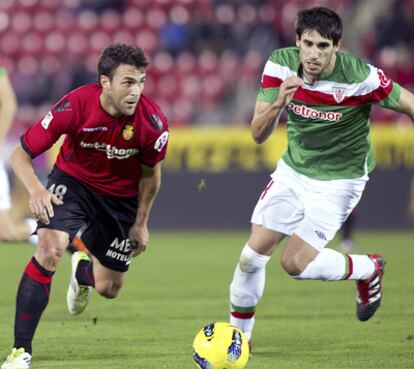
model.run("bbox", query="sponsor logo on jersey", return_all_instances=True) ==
[41,111,54,129]
[154,131,169,152]
[376,68,390,88]
[54,100,72,113]
[80,141,139,159]
[287,102,342,122]
[149,114,163,131]
[122,124,135,141]
[332,86,347,103]
[82,126,108,132]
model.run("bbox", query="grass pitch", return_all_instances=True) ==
[0,231,413,369]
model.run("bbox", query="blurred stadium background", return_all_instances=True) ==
[1,0,414,230]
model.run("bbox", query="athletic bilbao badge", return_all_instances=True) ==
[332,86,347,103]
[122,125,134,141]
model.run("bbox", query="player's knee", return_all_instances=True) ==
[280,252,307,276]
[36,234,66,268]
[95,281,122,299]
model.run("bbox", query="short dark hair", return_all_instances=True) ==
[295,7,343,45]
[97,43,149,86]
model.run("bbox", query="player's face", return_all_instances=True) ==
[101,64,146,117]
[296,30,340,82]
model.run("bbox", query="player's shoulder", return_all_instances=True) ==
[136,94,169,133]
[268,47,300,70]
[66,84,100,101]
[54,84,99,110]
[335,52,372,83]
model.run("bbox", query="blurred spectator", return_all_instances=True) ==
[372,0,414,50]
[0,0,412,129]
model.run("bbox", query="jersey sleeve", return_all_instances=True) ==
[139,112,169,167]
[257,49,298,103]
[21,93,79,158]
[379,81,401,109]
[358,65,396,105]
[257,58,281,103]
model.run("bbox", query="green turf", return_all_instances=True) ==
[1,231,413,369]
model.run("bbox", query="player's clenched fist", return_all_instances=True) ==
[274,76,303,109]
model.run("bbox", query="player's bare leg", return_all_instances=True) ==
[92,256,125,299]
[229,224,285,343]
[2,229,68,369]
[67,251,126,314]
[282,234,384,321]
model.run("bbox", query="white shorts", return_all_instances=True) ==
[0,160,11,211]
[251,159,368,251]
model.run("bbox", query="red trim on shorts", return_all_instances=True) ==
[24,260,52,284]
[231,311,255,319]
[343,254,354,280]
[260,180,274,200]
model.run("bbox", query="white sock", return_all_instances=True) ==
[294,248,375,281]
[346,254,375,280]
[230,244,270,341]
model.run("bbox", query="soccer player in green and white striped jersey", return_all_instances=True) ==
[229,6,414,344]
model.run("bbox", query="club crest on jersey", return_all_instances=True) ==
[122,125,134,141]
[332,86,347,103]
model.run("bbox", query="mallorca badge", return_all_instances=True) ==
[122,125,134,141]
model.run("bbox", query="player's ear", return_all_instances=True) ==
[100,75,110,89]
[334,40,341,51]
[295,35,300,47]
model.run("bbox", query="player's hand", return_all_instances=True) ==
[274,76,303,109]
[29,186,63,225]
[128,223,149,257]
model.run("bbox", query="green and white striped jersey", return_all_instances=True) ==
[257,47,401,180]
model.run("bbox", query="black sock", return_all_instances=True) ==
[14,257,54,354]
[75,259,95,287]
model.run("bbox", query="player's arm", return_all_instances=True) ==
[10,101,73,224]
[251,76,303,144]
[0,71,17,144]
[129,161,162,257]
[392,86,414,122]
[11,144,63,224]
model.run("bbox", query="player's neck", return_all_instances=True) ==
[99,93,123,118]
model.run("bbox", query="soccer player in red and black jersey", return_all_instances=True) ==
[2,43,169,369]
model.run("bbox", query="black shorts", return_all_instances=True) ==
[38,166,138,272]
